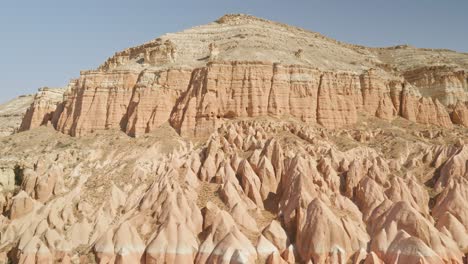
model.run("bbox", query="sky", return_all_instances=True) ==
[1,0,467,103]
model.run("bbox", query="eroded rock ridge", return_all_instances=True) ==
[18,14,468,138]
[1,14,468,264]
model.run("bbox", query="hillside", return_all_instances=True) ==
[0,95,34,137]
[0,14,467,263]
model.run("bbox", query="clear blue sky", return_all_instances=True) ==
[1,0,467,103]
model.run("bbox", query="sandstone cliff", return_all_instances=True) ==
[2,14,468,264]
[0,95,33,137]
[19,87,65,132]
[19,14,468,138]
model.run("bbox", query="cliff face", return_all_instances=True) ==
[55,70,140,136]
[3,14,468,264]
[451,101,468,126]
[0,95,34,137]
[123,69,192,136]
[403,66,468,106]
[50,69,193,137]
[19,88,65,132]
[26,62,455,139]
[19,15,468,138]
[22,62,462,138]
[170,62,398,137]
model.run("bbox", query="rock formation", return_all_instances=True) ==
[15,14,468,138]
[19,87,65,131]
[1,14,468,264]
[0,94,33,137]
[2,117,468,263]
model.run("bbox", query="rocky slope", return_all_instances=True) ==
[0,95,34,137]
[1,14,468,263]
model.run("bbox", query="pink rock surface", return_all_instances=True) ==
[451,101,468,128]
[21,63,467,138]
[4,13,468,264]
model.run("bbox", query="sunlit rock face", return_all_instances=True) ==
[19,88,65,132]
[0,94,34,137]
[2,13,468,264]
[3,118,468,263]
[19,14,468,138]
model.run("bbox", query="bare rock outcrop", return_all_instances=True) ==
[16,14,468,138]
[2,13,468,264]
[401,89,453,128]
[19,87,65,131]
[2,116,468,263]
[10,191,35,219]
[296,198,368,263]
[56,70,140,136]
[0,94,34,137]
[451,101,468,127]
[369,201,463,263]
[403,66,468,106]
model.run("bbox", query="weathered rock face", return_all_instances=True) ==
[19,88,65,132]
[33,68,192,137]
[0,94,34,137]
[2,118,468,263]
[16,14,468,138]
[169,63,455,137]
[0,167,15,192]
[55,70,140,136]
[401,89,453,128]
[2,14,468,264]
[19,63,460,139]
[403,66,468,106]
[451,101,468,126]
[296,198,369,263]
[124,69,192,137]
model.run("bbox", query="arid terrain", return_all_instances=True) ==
[0,14,467,264]
[0,95,34,137]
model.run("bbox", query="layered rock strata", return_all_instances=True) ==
[17,14,468,138]
[22,62,464,138]
[0,94,34,137]
[18,88,65,131]
[2,14,468,263]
